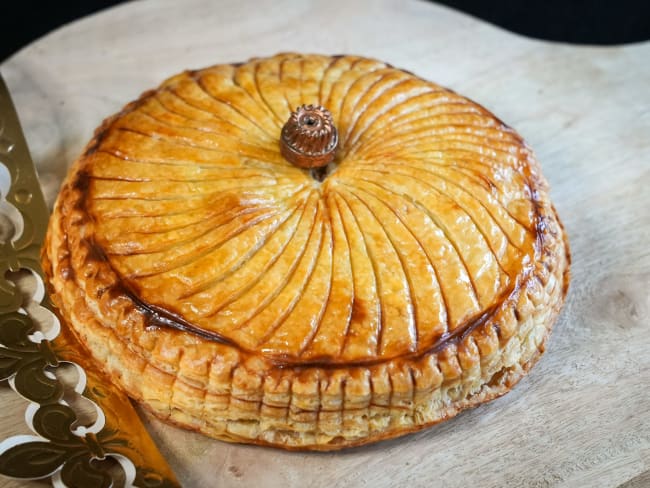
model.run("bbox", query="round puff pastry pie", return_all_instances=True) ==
[43,53,570,450]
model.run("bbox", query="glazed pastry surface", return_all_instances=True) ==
[43,53,570,450]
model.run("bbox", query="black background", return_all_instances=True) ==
[2,0,650,62]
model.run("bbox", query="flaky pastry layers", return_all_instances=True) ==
[43,53,570,450]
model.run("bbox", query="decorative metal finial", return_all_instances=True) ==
[280,104,338,169]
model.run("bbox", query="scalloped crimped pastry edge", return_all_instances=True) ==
[42,54,571,451]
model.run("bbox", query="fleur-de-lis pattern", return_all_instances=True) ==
[0,75,179,487]
[0,311,61,403]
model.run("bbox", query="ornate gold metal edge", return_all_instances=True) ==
[0,74,180,487]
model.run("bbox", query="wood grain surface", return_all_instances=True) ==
[1,0,648,487]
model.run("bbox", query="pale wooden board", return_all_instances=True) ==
[1,0,649,487]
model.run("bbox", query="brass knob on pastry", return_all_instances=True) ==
[280,104,338,169]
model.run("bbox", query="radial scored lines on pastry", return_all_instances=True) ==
[201,65,283,135]
[330,67,382,135]
[356,170,505,306]
[349,103,487,154]
[334,191,394,358]
[331,192,381,359]
[298,55,308,108]
[429,163,532,249]
[93,148,298,187]
[97,198,265,238]
[316,56,354,108]
[140,208,300,304]
[90,155,298,184]
[300,192,355,359]
[150,91,252,137]
[433,156,531,205]
[374,152,533,220]
[242,59,288,125]
[252,206,329,350]
[344,94,475,158]
[95,192,275,236]
[340,181,450,349]
[337,179,477,332]
[363,125,524,163]
[294,202,337,356]
[347,173,482,309]
[202,192,319,322]
[92,196,215,220]
[258,57,298,122]
[129,206,302,330]
[233,62,285,128]
[173,76,279,139]
[369,139,523,169]
[332,187,420,356]
[357,114,520,158]
[161,86,274,143]
[90,186,210,202]
[88,172,297,203]
[353,147,499,183]
[90,192,244,206]
[371,160,532,249]
[97,128,256,169]
[349,167,511,282]
[200,64,279,114]
[364,112,521,156]
[370,149,521,186]
[130,107,281,161]
[100,204,277,257]
[229,200,324,338]
[298,55,330,107]
[353,91,489,138]
[177,199,306,300]
[340,86,444,160]
[98,184,308,260]
[346,90,457,141]
[111,122,281,168]
[336,69,410,145]
[262,210,332,356]
[115,205,295,280]
[323,58,386,124]
[352,163,522,255]
[340,74,424,150]
[225,63,284,129]
[143,92,275,146]
[93,147,241,171]
[196,67,285,133]
[91,194,212,231]
[367,107,515,145]
[278,55,303,113]
[89,146,289,180]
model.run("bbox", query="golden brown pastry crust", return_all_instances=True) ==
[43,53,570,450]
